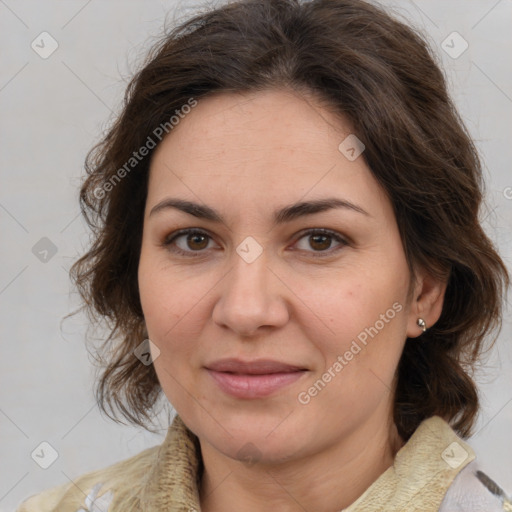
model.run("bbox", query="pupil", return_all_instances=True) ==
[189,233,208,250]
[311,234,330,251]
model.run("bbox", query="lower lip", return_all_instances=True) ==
[206,369,306,399]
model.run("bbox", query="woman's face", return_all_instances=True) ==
[138,88,426,464]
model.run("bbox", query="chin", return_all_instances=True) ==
[194,408,318,462]
[217,433,309,467]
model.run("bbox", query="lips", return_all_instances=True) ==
[205,358,307,399]
[206,358,305,374]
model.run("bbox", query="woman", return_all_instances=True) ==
[17,0,511,510]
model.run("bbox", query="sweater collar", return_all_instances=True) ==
[141,414,475,511]
[140,414,202,511]
[343,416,476,511]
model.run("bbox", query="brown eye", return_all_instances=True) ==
[309,233,332,251]
[163,229,215,257]
[294,229,348,256]
[162,228,348,258]
[184,232,209,251]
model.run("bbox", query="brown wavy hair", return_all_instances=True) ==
[68,0,509,439]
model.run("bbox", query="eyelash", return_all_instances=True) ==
[161,228,348,258]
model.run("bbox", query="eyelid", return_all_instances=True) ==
[162,227,349,258]
[292,227,350,247]
[162,228,217,257]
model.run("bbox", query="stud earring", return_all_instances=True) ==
[416,318,427,332]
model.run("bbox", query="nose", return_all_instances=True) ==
[211,247,290,337]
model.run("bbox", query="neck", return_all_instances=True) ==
[199,416,404,512]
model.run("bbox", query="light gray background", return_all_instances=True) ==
[1,1,511,510]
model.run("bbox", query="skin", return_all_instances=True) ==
[137,88,447,512]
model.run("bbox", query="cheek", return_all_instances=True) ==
[138,251,202,336]
[137,255,217,397]
[138,262,206,409]
[300,287,406,429]
[305,267,406,342]
[303,263,408,394]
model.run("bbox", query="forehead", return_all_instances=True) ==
[147,88,390,222]
[153,88,350,165]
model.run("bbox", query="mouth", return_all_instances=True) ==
[205,358,308,399]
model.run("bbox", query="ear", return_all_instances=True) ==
[406,266,448,338]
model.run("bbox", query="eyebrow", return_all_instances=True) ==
[149,197,370,225]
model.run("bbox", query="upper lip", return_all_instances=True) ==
[205,358,307,374]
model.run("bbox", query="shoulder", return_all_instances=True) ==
[439,459,512,512]
[16,442,162,512]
